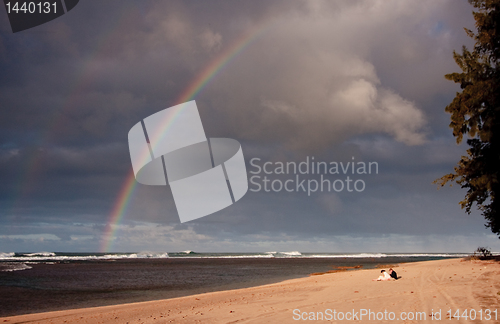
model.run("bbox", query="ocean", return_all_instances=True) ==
[0,251,469,317]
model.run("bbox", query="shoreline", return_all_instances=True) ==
[0,256,443,317]
[2,257,499,323]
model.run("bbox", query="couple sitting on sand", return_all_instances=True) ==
[373,268,398,281]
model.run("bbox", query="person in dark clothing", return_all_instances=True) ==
[388,268,398,280]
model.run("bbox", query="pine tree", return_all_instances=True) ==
[435,0,500,235]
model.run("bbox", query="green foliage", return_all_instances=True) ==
[435,0,500,235]
[474,246,493,258]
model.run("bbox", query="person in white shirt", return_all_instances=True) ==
[373,269,392,281]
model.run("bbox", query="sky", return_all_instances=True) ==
[1,0,499,253]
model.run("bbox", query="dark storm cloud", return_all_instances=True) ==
[0,0,470,146]
[1,0,498,252]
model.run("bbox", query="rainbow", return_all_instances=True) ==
[100,20,273,252]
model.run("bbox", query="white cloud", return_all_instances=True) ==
[202,0,446,149]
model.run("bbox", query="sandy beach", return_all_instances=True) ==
[1,258,499,323]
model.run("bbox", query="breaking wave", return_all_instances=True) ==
[0,251,474,263]
[0,262,33,272]
[0,252,169,262]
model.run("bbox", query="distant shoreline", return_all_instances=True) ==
[3,257,496,323]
